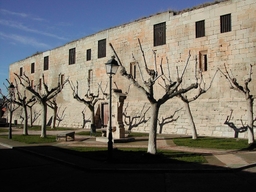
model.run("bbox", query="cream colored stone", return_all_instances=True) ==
[8,0,256,139]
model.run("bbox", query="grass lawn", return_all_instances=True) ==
[27,126,74,131]
[0,128,8,133]
[171,137,250,150]
[0,134,56,144]
[1,132,254,164]
[67,147,207,164]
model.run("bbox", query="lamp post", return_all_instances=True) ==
[105,56,119,160]
[8,83,15,139]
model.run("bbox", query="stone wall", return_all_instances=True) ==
[9,0,256,139]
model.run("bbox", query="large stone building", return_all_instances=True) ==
[9,0,256,139]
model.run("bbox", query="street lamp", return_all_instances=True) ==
[8,83,15,139]
[105,56,119,160]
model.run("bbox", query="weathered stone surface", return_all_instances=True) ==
[8,0,256,139]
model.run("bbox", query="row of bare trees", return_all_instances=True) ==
[109,38,255,154]
[1,39,254,154]
[0,73,68,138]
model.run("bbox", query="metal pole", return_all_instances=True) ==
[8,97,12,139]
[108,74,113,160]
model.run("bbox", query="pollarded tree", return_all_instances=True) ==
[69,79,105,134]
[0,81,19,139]
[13,79,36,135]
[176,58,218,139]
[47,97,60,129]
[110,39,198,154]
[0,90,7,118]
[123,102,150,132]
[158,108,181,134]
[219,64,255,144]
[224,109,250,138]
[15,73,68,138]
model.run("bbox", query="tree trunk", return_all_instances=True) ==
[90,107,95,133]
[41,102,47,138]
[147,103,159,154]
[246,97,254,144]
[8,110,13,139]
[51,106,57,129]
[23,104,28,135]
[29,107,33,127]
[183,101,198,139]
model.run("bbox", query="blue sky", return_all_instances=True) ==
[0,0,214,95]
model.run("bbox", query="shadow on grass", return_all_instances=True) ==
[57,147,207,164]
[12,145,232,172]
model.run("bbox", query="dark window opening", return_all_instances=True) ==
[195,20,205,38]
[220,14,231,33]
[60,74,65,86]
[38,78,42,90]
[130,62,137,79]
[31,63,35,73]
[20,67,23,76]
[86,49,91,61]
[44,56,49,70]
[69,48,76,65]
[98,39,106,58]
[154,22,166,46]
[31,80,34,89]
[88,69,93,93]
[199,51,208,72]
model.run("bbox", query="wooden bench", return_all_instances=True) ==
[56,131,75,141]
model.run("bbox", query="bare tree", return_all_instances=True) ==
[56,106,66,127]
[0,92,7,118]
[30,108,41,127]
[0,81,19,139]
[81,107,91,129]
[110,39,198,154]
[69,79,105,134]
[13,79,36,135]
[123,102,150,132]
[15,73,68,138]
[224,109,249,138]
[158,108,180,134]
[177,58,218,139]
[47,97,58,129]
[219,64,254,144]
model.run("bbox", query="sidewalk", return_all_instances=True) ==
[1,127,256,172]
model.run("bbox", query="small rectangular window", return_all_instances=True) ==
[38,78,42,90]
[86,49,91,61]
[31,63,35,73]
[154,22,166,46]
[130,62,137,79]
[60,74,65,86]
[44,56,49,71]
[220,14,231,33]
[88,69,93,93]
[98,39,106,58]
[199,51,208,72]
[69,48,76,64]
[195,20,205,38]
[20,67,23,76]
[31,80,34,88]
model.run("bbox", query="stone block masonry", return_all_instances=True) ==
[8,0,256,139]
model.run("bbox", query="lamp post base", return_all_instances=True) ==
[108,131,113,160]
